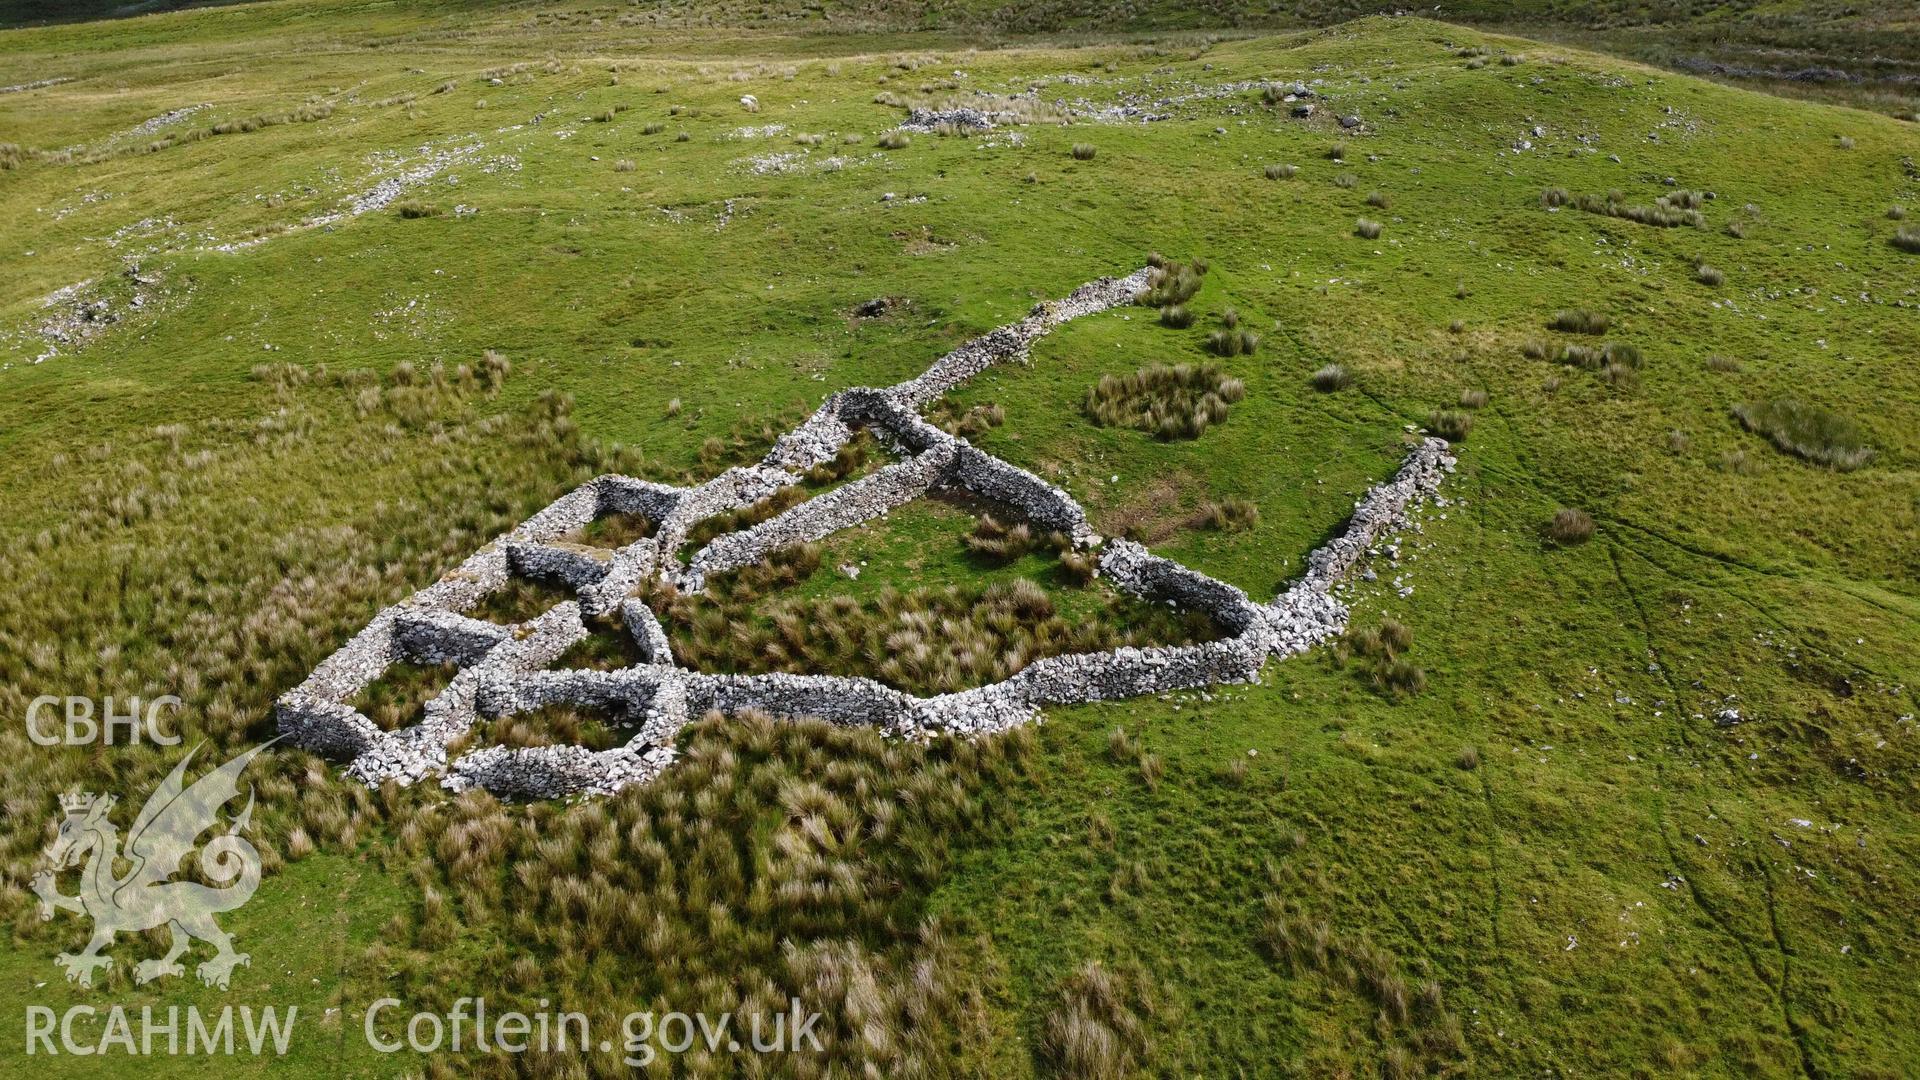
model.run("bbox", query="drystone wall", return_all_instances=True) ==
[276,268,1454,798]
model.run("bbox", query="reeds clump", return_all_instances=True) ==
[1426,408,1473,442]
[1732,398,1876,471]
[1572,189,1705,228]
[1331,618,1425,698]
[1085,363,1245,439]
[1548,308,1609,335]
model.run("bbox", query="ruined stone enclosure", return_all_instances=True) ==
[275,269,1456,799]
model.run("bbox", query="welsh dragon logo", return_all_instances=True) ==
[30,741,272,989]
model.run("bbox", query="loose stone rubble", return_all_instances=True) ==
[276,268,1455,799]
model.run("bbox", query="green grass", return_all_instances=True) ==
[0,6,1916,1077]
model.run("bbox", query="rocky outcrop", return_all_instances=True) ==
[276,268,1454,799]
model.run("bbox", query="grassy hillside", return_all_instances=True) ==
[1,5,1916,1076]
[8,0,1917,118]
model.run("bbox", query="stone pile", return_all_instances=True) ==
[276,268,1454,798]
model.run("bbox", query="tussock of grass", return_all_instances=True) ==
[1206,327,1260,357]
[1070,143,1097,160]
[1426,408,1473,441]
[877,130,910,149]
[1193,497,1259,532]
[1732,398,1876,470]
[1893,226,1920,253]
[929,399,1006,438]
[1560,341,1642,372]
[963,513,1050,562]
[1085,363,1245,439]
[1548,308,1609,334]
[1137,254,1207,308]
[1546,507,1595,546]
[1355,217,1383,239]
[1040,963,1154,1080]
[393,199,441,219]
[1332,618,1423,697]
[1570,189,1706,228]
[1263,163,1297,180]
[1309,363,1352,392]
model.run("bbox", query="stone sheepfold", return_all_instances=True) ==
[276,268,1456,799]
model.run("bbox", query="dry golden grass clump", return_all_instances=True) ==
[1039,961,1157,1079]
[1546,507,1596,546]
[962,512,1056,562]
[1084,362,1246,440]
[1193,496,1259,532]
[929,398,1006,438]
